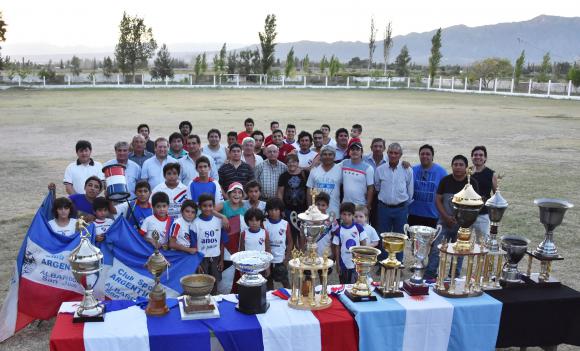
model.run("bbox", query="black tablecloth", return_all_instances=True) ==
[487,284,580,348]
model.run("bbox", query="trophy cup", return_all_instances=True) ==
[345,246,381,301]
[68,216,105,322]
[230,250,273,314]
[523,198,573,285]
[482,179,508,289]
[178,274,220,320]
[402,224,441,296]
[499,235,529,287]
[145,230,170,316]
[376,232,407,298]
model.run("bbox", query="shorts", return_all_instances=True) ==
[270,263,289,283]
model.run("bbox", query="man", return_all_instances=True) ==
[320,124,336,148]
[138,124,155,153]
[424,155,479,280]
[104,141,141,200]
[179,121,192,141]
[129,134,154,167]
[251,130,266,159]
[364,138,387,171]
[218,143,254,191]
[264,121,279,147]
[309,129,325,168]
[334,128,349,162]
[284,124,299,149]
[307,145,342,217]
[202,128,228,170]
[471,145,497,242]
[179,134,219,183]
[296,131,317,169]
[141,137,178,189]
[271,129,295,163]
[341,142,374,210]
[408,144,448,228]
[254,144,288,200]
[226,131,238,149]
[241,137,264,169]
[374,143,413,261]
[237,118,255,144]
[63,140,104,195]
[168,132,187,159]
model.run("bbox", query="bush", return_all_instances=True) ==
[568,67,580,88]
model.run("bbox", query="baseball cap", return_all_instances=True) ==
[227,182,245,194]
[348,141,363,150]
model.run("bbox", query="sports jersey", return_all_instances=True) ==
[307,164,343,217]
[114,201,152,228]
[202,145,228,170]
[139,214,173,246]
[152,182,188,219]
[243,228,267,252]
[190,215,228,258]
[363,223,380,245]
[242,200,266,212]
[332,223,367,269]
[265,218,291,263]
[316,219,338,257]
[69,194,94,216]
[341,159,374,205]
[170,216,194,247]
[48,218,78,237]
[94,218,114,237]
[297,149,318,168]
[186,177,224,204]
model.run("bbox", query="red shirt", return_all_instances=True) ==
[264,134,274,147]
[277,143,295,163]
[237,131,252,144]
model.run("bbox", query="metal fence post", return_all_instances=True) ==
[43,76,46,87]
[438,76,442,89]
[568,80,572,97]
[479,78,482,92]
[213,75,216,87]
[427,75,431,89]
[346,76,350,87]
[93,74,96,86]
[388,77,391,88]
[407,77,411,88]
[451,76,455,90]
[528,79,532,94]
[510,79,514,93]
[494,78,498,93]
[117,74,120,85]
[282,76,285,87]
[18,76,21,86]
[190,75,193,85]
[304,76,307,87]
[326,76,329,87]
[68,75,71,86]
[547,80,551,96]
[366,77,370,88]
[237,74,240,86]
[464,77,468,91]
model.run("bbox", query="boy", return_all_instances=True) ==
[332,202,368,284]
[354,205,379,247]
[242,180,266,212]
[240,208,270,253]
[226,131,238,149]
[186,156,224,205]
[264,198,293,289]
[93,197,113,243]
[191,193,229,294]
[314,192,337,257]
[111,180,152,229]
[169,200,198,254]
[152,163,187,220]
[139,192,173,249]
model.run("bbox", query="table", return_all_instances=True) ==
[339,287,502,351]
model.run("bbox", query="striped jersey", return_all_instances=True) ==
[152,182,188,219]
[139,214,174,246]
[169,216,194,247]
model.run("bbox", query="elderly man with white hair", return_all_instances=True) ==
[129,134,154,167]
[105,141,142,199]
[241,137,264,169]
[254,144,287,200]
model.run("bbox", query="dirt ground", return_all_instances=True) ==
[0,88,579,350]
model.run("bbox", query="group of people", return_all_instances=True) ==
[48,118,497,292]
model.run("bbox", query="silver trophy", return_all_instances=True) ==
[230,251,273,314]
[68,217,105,322]
[402,224,441,295]
[499,235,530,287]
[482,183,509,289]
[533,198,573,258]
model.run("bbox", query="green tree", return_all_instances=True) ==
[59,59,64,69]
[302,54,310,74]
[382,21,393,76]
[469,57,512,88]
[538,52,551,82]
[201,52,208,73]
[285,46,295,78]
[114,12,157,83]
[514,50,525,85]
[70,56,81,76]
[428,28,442,82]
[150,43,174,80]
[568,67,580,88]
[103,56,115,78]
[368,17,377,72]
[38,61,56,83]
[227,50,238,74]
[328,55,340,78]
[258,14,277,75]
[395,45,411,76]
[193,54,203,82]
[0,11,6,70]
[319,55,328,74]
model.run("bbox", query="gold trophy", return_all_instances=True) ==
[345,246,381,301]
[178,274,220,320]
[145,230,170,316]
[376,233,407,298]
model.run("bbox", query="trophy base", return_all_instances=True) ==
[402,281,429,296]
[499,279,527,289]
[73,305,106,323]
[145,298,170,316]
[375,288,404,298]
[345,290,377,302]
[521,273,561,287]
[236,283,269,314]
[179,297,220,320]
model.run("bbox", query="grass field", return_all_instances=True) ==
[0,88,579,350]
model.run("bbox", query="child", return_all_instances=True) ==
[354,205,380,247]
[48,197,78,236]
[240,208,270,252]
[111,180,152,229]
[242,180,266,212]
[221,182,246,218]
[314,192,337,257]
[186,156,224,205]
[264,198,293,289]
[139,192,173,249]
[169,200,198,254]
[191,193,229,294]
[93,197,113,243]
[151,163,187,220]
[332,202,368,284]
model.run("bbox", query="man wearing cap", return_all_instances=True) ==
[64,140,104,195]
[104,141,141,200]
[307,145,343,217]
[341,141,374,210]
[254,144,288,200]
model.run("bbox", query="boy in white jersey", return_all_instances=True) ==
[242,180,266,212]
[314,192,337,258]
[92,197,113,243]
[139,192,173,249]
[332,202,368,284]
[354,205,380,247]
[48,197,78,237]
[264,198,293,289]
[169,200,198,254]
[191,193,229,294]
[151,163,187,220]
[240,208,270,252]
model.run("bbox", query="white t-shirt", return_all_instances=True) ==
[63,160,104,194]
[241,153,264,168]
[151,182,188,219]
[178,154,220,184]
[48,218,78,237]
[170,216,194,247]
[140,156,178,190]
[190,215,227,258]
[94,218,114,237]
[264,219,290,263]
[341,159,375,205]
[316,219,338,257]
[332,223,368,269]
[202,145,228,170]
[139,215,173,245]
[363,223,380,246]
[243,228,267,252]
[324,138,337,148]
[285,140,300,150]
[297,150,318,169]
[242,200,266,212]
[306,164,343,217]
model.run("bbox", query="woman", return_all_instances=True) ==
[277,154,309,249]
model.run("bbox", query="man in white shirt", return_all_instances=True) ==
[141,137,178,189]
[104,141,141,199]
[63,140,104,195]
[296,131,317,169]
[284,124,299,149]
[241,137,264,169]
[341,142,374,209]
[202,128,228,170]
[307,145,343,217]
[179,134,219,183]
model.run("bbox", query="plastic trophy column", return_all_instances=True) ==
[145,230,170,316]
[345,246,381,301]
[482,180,508,289]
[376,233,407,298]
[402,224,441,296]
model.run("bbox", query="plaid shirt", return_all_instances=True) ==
[254,160,288,199]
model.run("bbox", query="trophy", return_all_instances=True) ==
[345,246,381,301]
[451,169,484,252]
[523,198,573,285]
[68,216,105,322]
[376,232,407,298]
[230,250,273,314]
[178,274,220,320]
[499,235,529,287]
[145,230,170,316]
[482,178,508,289]
[402,224,441,296]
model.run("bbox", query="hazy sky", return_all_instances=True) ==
[1,0,578,50]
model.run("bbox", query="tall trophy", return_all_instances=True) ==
[523,198,573,285]
[499,235,530,287]
[345,246,381,301]
[68,217,105,322]
[230,250,273,314]
[482,178,508,289]
[402,224,441,296]
[145,230,170,316]
[376,232,407,298]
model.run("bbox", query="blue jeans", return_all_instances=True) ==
[424,223,463,279]
[377,202,408,262]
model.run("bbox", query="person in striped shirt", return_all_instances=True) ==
[169,200,198,254]
[139,192,173,249]
[151,163,187,220]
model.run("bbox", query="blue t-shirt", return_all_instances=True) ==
[408,163,447,219]
[69,194,94,216]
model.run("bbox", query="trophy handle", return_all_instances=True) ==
[432,224,443,244]
[289,211,301,232]
[403,224,410,240]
